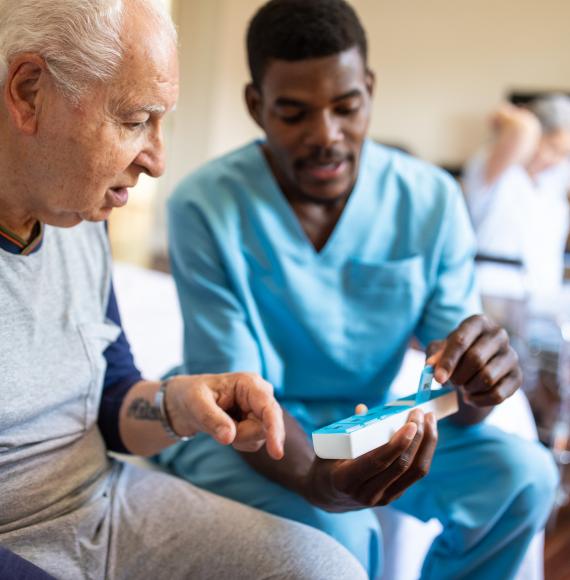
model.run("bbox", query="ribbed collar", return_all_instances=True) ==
[0,221,44,255]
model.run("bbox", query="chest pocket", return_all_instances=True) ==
[340,255,427,372]
[347,254,424,294]
[78,321,121,427]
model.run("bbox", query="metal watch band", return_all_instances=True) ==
[154,379,193,442]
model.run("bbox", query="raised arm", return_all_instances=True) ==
[482,103,541,186]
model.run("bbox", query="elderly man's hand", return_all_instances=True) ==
[304,409,438,511]
[165,372,285,459]
[427,314,522,407]
[491,102,541,138]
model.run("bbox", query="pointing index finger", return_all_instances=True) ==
[433,316,487,384]
[260,399,285,459]
[235,375,285,460]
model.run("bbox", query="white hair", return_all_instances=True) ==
[530,94,570,134]
[0,0,176,102]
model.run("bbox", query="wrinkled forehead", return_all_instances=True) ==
[107,20,179,111]
[115,39,179,89]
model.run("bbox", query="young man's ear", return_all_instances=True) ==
[244,83,264,130]
[365,68,376,99]
[4,54,47,135]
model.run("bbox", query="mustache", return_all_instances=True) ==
[295,149,351,169]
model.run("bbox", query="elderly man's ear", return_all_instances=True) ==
[4,54,47,135]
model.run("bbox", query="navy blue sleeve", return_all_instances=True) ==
[0,548,55,579]
[97,279,143,454]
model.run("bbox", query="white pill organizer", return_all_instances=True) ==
[312,368,458,460]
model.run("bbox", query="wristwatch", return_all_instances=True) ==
[154,379,193,442]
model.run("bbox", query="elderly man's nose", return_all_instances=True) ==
[146,148,166,178]
[137,131,166,178]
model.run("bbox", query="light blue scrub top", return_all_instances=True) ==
[168,139,481,430]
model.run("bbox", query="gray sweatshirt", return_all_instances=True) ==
[0,221,120,531]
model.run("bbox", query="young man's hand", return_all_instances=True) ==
[427,314,522,408]
[303,409,438,511]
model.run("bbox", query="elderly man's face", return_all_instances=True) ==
[528,129,570,175]
[247,47,373,204]
[33,12,179,226]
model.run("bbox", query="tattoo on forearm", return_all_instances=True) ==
[127,398,160,421]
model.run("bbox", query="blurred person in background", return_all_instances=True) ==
[463,95,570,308]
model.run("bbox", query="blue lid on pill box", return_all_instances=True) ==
[313,387,453,435]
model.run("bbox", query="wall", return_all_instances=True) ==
[170,0,570,174]
[360,0,570,165]
[114,0,569,263]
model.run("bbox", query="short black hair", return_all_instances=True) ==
[247,0,367,88]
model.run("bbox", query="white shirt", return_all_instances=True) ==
[464,149,570,307]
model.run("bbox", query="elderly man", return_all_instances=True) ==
[464,96,570,306]
[0,1,368,579]
[157,0,559,578]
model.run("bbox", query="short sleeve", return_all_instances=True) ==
[168,193,262,375]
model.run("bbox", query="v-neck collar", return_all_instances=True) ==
[251,139,378,264]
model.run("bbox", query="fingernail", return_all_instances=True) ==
[410,409,424,422]
[274,447,285,460]
[435,369,448,384]
[215,425,229,439]
[462,393,475,406]
[403,423,418,440]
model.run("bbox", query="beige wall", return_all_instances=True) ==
[169,0,570,176]
[361,0,570,164]
[114,0,569,264]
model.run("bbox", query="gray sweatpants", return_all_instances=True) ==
[2,460,366,580]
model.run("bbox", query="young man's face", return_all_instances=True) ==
[247,46,374,204]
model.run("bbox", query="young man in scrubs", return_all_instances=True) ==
[159,1,558,578]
